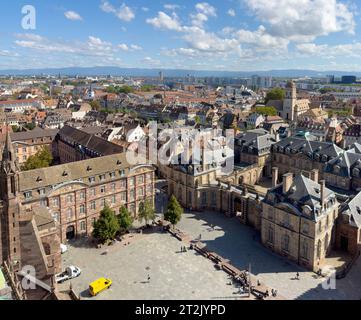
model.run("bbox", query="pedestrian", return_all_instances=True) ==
[296,272,300,280]
[271,289,274,296]
[147,275,150,282]
[274,290,277,297]
[199,234,202,240]
[257,280,260,286]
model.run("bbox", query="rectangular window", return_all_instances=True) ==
[90,201,96,210]
[53,197,59,207]
[80,205,85,214]
[129,177,135,187]
[110,172,116,179]
[40,199,47,207]
[111,195,116,204]
[89,176,96,184]
[80,221,86,231]
[100,186,106,193]
[130,190,135,201]
[52,212,59,222]
[120,180,127,188]
[111,183,116,192]
[138,175,144,184]
[67,208,73,220]
[99,174,106,181]
[138,188,144,197]
[100,198,106,207]
[121,192,127,202]
[67,195,73,203]
[120,170,126,177]
[80,191,85,200]
[39,188,46,196]
[90,188,96,196]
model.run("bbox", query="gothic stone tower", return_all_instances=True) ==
[0,129,21,267]
[283,81,297,122]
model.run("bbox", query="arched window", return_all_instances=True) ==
[281,234,290,252]
[268,226,274,244]
[324,233,329,254]
[301,241,309,260]
[317,240,322,259]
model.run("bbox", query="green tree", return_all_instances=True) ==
[92,205,120,244]
[90,100,101,111]
[138,200,155,225]
[265,88,285,104]
[255,106,278,116]
[21,147,53,171]
[164,195,183,228]
[118,206,133,233]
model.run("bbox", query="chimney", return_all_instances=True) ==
[310,169,319,183]
[282,173,293,194]
[272,167,279,187]
[320,180,326,210]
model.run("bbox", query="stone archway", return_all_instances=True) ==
[66,225,75,240]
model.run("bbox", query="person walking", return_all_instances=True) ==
[147,275,151,282]
[296,272,300,280]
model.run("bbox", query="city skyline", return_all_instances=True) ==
[1,0,361,72]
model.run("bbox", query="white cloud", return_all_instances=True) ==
[146,12,183,31]
[14,34,115,57]
[164,4,181,11]
[191,2,217,27]
[118,43,142,51]
[130,44,142,51]
[296,42,361,58]
[64,11,83,21]
[142,56,161,65]
[195,2,217,17]
[244,0,355,41]
[100,1,135,22]
[227,9,236,17]
[141,7,149,12]
[118,43,129,51]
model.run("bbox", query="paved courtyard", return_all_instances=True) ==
[60,231,248,300]
[59,186,361,300]
[176,211,361,300]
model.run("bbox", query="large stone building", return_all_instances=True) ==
[272,136,343,180]
[262,171,339,271]
[54,125,124,164]
[266,81,310,122]
[0,130,155,298]
[11,127,58,164]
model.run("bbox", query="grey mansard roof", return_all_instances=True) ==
[264,174,336,221]
[340,191,361,228]
[273,136,343,161]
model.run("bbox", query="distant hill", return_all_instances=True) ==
[0,66,360,78]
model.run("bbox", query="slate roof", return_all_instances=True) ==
[57,125,123,156]
[264,174,336,221]
[273,136,343,161]
[10,127,58,142]
[340,191,361,228]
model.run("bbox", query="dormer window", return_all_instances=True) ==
[87,166,92,171]
[62,171,68,177]
[24,191,32,199]
[89,176,95,184]
[334,165,341,174]
[353,168,360,177]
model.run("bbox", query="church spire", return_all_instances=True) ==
[1,125,18,174]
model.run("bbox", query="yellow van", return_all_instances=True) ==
[89,278,112,297]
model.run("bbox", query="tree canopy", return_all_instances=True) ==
[164,195,183,227]
[138,200,155,225]
[118,206,133,233]
[255,106,278,116]
[21,147,53,171]
[92,205,120,244]
[106,85,134,94]
[265,88,285,104]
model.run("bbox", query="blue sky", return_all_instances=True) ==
[0,0,360,71]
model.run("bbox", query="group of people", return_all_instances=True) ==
[180,246,187,253]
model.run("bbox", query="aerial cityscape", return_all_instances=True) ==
[1,0,361,307]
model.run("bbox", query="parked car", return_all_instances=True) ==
[60,244,68,254]
[55,266,81,283]
[89,278,112,296]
